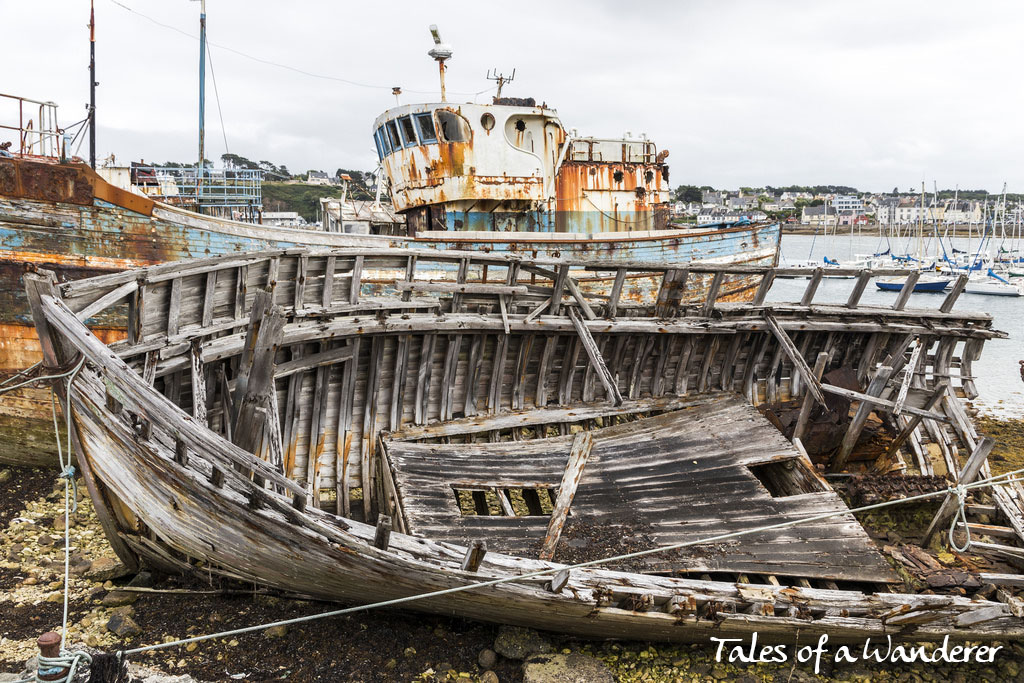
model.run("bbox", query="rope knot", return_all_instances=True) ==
[948,483,972,553]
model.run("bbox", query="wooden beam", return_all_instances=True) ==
[565,276,597,320]
[820,384,949,423]
[349,255,363,304]
[846,270,872,308]
[882,384,948,460]
[832,365,894,471]
[460,540,487,572]
[793,351,829,443]
[568,308,622,406]
[800,268,823,306]
[606,268,626,318]
[924,437,996,543]
[189,340,207,426]
[940,273,969,313]
[540,432,594,561]
[396,281,529,296]
[701,271,724,317]
[764,313,825,406]
[74,280,138,322]
[752,269,775,306]
[892,271,920,311]
[232,293,284,464]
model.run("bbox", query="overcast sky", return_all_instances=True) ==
[5,0,1024,192]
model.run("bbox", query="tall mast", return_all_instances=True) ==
[89,0,96,168]
[428,25,453,103]
[197,0,207,210]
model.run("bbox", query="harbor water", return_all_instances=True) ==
[773,232,1024,418]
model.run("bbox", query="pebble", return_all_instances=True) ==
[0,469,11,484]
[106,612,142,638]
[264,625,288,638]
[403,647,417,658]
[522,653,613,683]
[493,625,552,661]
[37,533,54,546]
[101,590,140,607]
[480,672,499,683]
[478,648,497,669]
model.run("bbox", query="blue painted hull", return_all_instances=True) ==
[875,278,951,293]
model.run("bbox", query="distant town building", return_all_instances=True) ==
[727,195,758,210]
[832,195,866,215]
[306,170,333,185]
[262,211,307,227]
[696,208,767,226]
[800,205,837,227]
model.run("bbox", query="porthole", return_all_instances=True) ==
[514,119,526,132]
[480,113,495,131]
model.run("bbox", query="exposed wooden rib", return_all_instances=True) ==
[701,271,724,317]
[294,254,308,311]
[75,280,138,322]
[800,268,823,306]
[832,366,894,471]
[924,437,996,543]
[752,269,775,306]
[361,336,383,519]
[568,308,622,406]
[549,264,569,315]
[940,273,969,313]
[336,337,360,515]
[189,341,207,426]
[397,281,529,296]
[892,271,920,311]
[606,268,626,318]
[764,313,825,406]
[540,432,594,561]
[322,255,336,308]
[793,351,829,443]
[846,270,872,309]
[349,255,363,304]
[274,344,354,379]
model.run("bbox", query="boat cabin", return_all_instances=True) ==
[373,100,670,235]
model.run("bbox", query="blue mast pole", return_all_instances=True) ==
[197,0,206,212]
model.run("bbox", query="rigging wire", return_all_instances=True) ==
[106,0,497,98]
[205,33,230,156]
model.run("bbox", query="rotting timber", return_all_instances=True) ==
[22,248,1024,643]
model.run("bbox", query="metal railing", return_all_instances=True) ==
[0,93,64,159]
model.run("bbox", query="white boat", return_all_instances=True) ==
[963,272,1023,297]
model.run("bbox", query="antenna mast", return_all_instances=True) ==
[88,0,96,167]
[427,25,453,102]
[194,0,207,210]
[486,69,516,99]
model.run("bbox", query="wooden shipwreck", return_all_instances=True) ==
[22,248,1024,643]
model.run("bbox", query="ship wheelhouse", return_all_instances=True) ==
[373,99,670,236]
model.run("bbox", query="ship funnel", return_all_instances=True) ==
[428,25,453,102]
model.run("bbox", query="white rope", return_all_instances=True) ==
[31,358,92,683]
[948,483,972,552]
[119,467,1024,657]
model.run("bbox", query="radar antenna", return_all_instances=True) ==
[486,69,516,99]
[427,25,453,102]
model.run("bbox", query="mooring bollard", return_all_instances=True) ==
[36,631,69,682]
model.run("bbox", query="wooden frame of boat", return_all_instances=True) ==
[23,250,1024,643]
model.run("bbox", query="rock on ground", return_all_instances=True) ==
[522,653,614,683]
[493,625,552,661]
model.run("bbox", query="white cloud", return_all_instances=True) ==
[4,0,1023,192]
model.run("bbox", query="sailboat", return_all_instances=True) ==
[876,183,953,293]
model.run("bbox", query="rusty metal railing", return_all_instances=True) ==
[0,93,64,160]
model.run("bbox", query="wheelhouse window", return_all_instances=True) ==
[435,110,470,143]
[385,120,403,151]
[376,127,392,156]
[399,116,419,148]
[415,113,437,143]
[373,129,386,160]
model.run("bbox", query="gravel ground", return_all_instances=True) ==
[2,462,1024,682]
